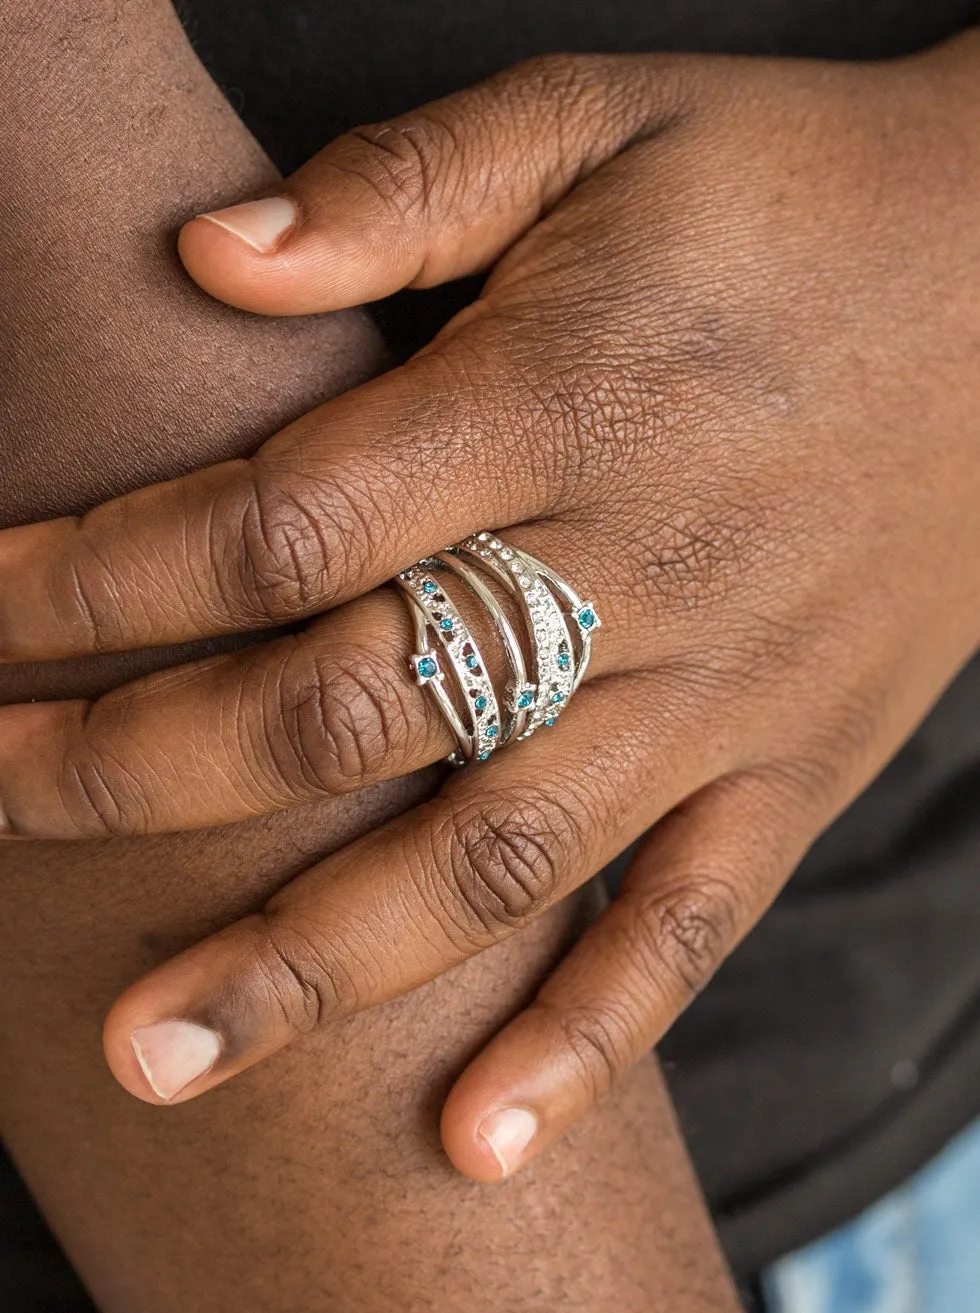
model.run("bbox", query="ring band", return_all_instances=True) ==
[435,551,535,743]
[395,564,503,764]
[520,549,602,696]
[395,532,600,764]
[455,535,576,737]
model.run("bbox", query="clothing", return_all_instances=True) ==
[764,1115,980,1312]
[4,0,980,1304]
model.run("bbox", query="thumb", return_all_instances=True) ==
[177,54,682,315]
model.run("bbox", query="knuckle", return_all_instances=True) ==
[344,112,466,222]
[554,1000,636,1102]
[652,613,805,706]
[819,685,886,779]
[636,874,740,1002]
[506,52,598,109]
[539,357,652,492]
[499,52,665,184]
[650,306,755,383]
[231,466,370,622]
[436,793,585,940]
[62,547,114,653]
[250,912,361,1037]
[259,644,415,796]
[759,719,879,817]
[630,485,768,615]
[57,749,152,838]
[51,537,145,656]
[737,683,887,822]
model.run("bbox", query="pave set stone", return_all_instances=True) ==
[459,535,585,740]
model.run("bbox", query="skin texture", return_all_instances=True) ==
[0,3,740,1310]
[0,37,975,1177]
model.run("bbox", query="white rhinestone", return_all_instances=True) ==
[510,560,522,574]
[518,575,531,588]
[499,548,513,560]
[477,532,490,542]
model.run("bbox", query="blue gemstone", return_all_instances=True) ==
[475,695,488,711]
[416,656,437,679]
[517,689,534,709]
[478,751,490,761]
[440,617,453,632]
[422,580,437,595]
[578,607,596,630]
[551,691,564,705]
[466,654,479,670]
[545,717,557,727]
[557,652,571,671]
[485,725,499,739]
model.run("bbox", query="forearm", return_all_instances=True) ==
[0,5,737,1308]
[0,0,384,527]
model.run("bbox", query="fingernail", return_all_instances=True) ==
[198,195,299,253]
[478,1107,539,1178]
[131,1020,222,1102]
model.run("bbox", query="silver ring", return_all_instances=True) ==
[454,535,579,737]
[395,564,503,765]
[394,532,600,764]
[434,551,535,743]
[520,549,602,695]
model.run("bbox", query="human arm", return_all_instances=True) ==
[0,4,739,1309]
[2,33,976,1180]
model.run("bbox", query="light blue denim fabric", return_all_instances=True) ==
[763,1117,980,1313]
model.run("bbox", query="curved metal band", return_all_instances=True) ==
[396,586,470,765]
[395,564,503,764]
[434,551,535,743]
[520,549,602,695]
[454,535,577,738]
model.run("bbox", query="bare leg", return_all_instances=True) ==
[0,5,738,1309]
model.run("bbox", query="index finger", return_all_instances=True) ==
[0,327,551,662]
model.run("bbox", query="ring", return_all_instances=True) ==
[453,536,576,737]
[395,564,503,765]
[518,547,602,696]
[394,532,600,764]
[435,551,536,743]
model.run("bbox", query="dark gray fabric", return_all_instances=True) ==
[4,1,979,1303]
[0,1145,94,1309]
[176,0,980,171]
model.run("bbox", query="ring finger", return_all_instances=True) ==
[0,520,646,839]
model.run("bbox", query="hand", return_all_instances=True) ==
[1,39,978,1181]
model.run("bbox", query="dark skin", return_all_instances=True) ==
[0,2,739,1310]
[1,32,975,1179]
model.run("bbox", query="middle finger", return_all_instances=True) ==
[0,521,636,839]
